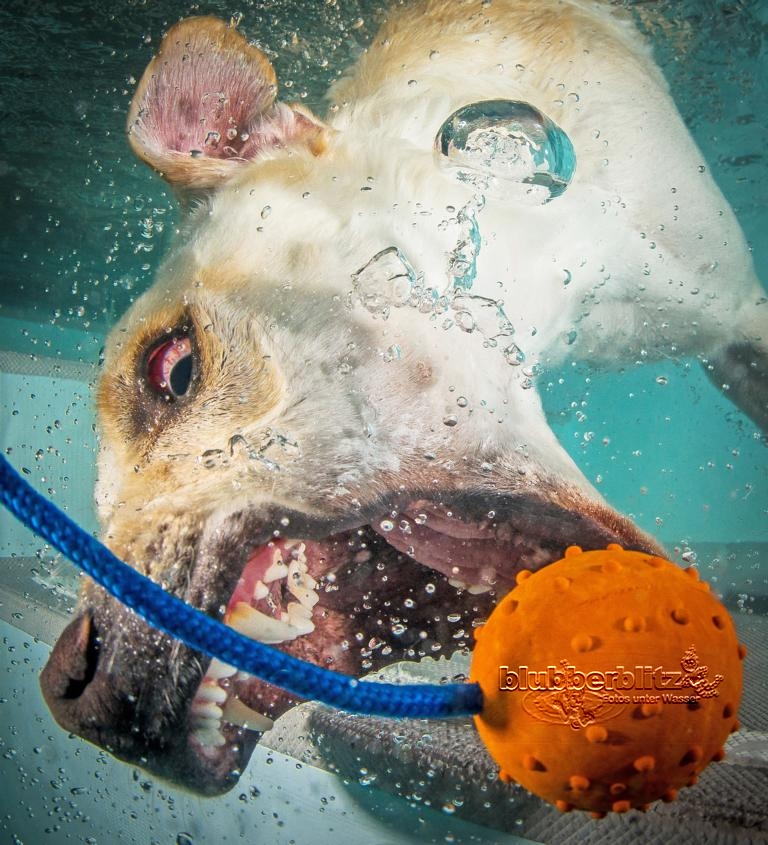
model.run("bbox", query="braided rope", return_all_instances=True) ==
[0,454,482,718]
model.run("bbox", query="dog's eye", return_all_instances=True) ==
[146,336,193,399]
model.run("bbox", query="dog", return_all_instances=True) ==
[40,0,766,795]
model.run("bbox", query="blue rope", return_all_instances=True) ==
[0,454,483,718]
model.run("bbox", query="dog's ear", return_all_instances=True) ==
[127,16,328,193]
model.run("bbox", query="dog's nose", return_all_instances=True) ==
[40,612,134,749]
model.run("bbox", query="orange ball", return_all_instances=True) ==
[469,545,745,815]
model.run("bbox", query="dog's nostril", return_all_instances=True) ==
[41,611,100,703]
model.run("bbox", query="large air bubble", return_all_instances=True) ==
[435,100,576,203]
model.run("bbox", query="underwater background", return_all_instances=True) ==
[0,1,765,842]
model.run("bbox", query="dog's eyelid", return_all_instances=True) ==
[145,334,194,400]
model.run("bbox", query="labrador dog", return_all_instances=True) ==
[41,0,766,794]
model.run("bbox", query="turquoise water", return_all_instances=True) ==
[0,1,766,843]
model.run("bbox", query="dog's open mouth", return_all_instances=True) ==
[39,480,661,795]
[169,493,657,793]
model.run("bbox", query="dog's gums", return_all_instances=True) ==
[39,0,766,797]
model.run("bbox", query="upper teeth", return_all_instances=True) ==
[227,601,315,643]
[264,560,289,583]
[191,540,321,750]
[287,558,319,609]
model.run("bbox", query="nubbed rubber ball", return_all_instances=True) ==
[470,545,745,816]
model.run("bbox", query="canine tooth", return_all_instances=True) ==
[229,601,308,643]
[206,658,238,679]
[448,578,468,590]
[222,697,274,732]
[253,579,270,601]
[195,682,227,704]
[264,561,289,583]
[191,700,224,720]
[468,583,493,595]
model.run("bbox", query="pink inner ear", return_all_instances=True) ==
[131,17,281,163]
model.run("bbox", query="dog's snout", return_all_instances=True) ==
[40,612,126,745]
[41,612,99,702]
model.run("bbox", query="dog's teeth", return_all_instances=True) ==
[264,561,289,583]
[228,601,313,643]
[222,697,274,732]
[191,721,226,748]
[206,658,238,679]
[288,615,315,637]
[287,559,319,606]
[253,579,270,601]
[288,583,319,609]
[286,600,313,622]
[190,700,224,720]
[448,578,468,590]
[194,681,228,704]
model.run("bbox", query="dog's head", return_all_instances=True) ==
[40,17,659,794]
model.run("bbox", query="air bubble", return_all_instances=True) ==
[435,99,576,203]
[454,310,475,332]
